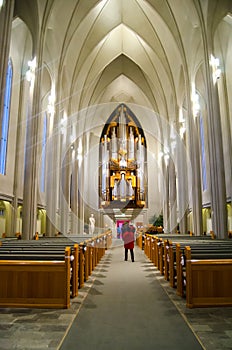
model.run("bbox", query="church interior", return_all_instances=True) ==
[1,1,232,349]
[0,0,232,239]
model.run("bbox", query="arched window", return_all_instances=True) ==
[0,59,13,175]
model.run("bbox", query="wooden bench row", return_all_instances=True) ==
[142,233,232,308]
[0,247,72,309]
[0,231,112,309]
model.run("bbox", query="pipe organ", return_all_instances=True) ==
[99,104,147,209]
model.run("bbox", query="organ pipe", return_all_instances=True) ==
[137,134,145,200]
[101,135,109,201]
[111,127,117,160]
[119,107,127,153]
[100,104,146,208]
[120,172,127,201]
[128,127,135,160]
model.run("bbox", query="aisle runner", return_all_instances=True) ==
[59,242,204,350]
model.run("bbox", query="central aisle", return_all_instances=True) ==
[59,240,204,350]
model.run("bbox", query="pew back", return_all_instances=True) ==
[0,247,71,309]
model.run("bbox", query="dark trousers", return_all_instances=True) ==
[125,248,134,262]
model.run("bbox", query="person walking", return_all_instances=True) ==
[122,222,135,262]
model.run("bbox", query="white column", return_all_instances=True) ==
[162,160,170,233]
[196,16,228,238]
[12,77,27,235]
[186,95,203,236]
[169,158,177,234]
[60,127,71,235]
[0,2,15,237]
[176,137,188,234]
[70,147,78,234]
[46,110,59,237]
[78,136,84,234]
[22,57,41,239]
[0,0,14,127]
[217,73,232,202]
[205,54,227,238]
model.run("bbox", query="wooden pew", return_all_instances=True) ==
[142,232,232,308]
[186,258,232,308]
[168,243,176,288]
[161,238,232,292]
[0,243,79,299]
[136,233,143,249]
[157,238,164,274]
[0,231,112,309]
[163,239,171,281]
[0,247,71,309]
[166,237,230,281]
[177,245,232,298]
[79,243,85,288]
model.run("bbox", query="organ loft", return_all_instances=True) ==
[99,104,147,209]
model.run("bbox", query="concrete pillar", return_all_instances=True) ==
[0,2,14,237]
[60,130,71,235]
[176,137,188,234]
[205,59,227,238]
[70,147,79,234]
[197,15,228,238]
[186,102,203,236]
[78,136,85,234]
[22,56,42,240]
[12,77,27,236]
[169,158,177,234]
[217,73,232,202]
[0,0,14,128]
[46,111,60,237]
[163,160,170,233]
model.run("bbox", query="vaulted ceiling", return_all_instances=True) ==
[13,0,232,121]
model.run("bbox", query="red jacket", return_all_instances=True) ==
[123,229,134,249]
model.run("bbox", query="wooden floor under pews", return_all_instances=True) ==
[0,236,232,349]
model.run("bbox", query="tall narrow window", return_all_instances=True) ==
[199,113,207,191]
[0,59,13,174]
[40,112,47,192]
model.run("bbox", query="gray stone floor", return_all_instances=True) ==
[0,243,232,350]
[157,269,232,350]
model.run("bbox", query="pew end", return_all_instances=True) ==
[186,259,232,308]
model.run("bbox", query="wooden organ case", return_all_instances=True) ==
[99,104,147,209]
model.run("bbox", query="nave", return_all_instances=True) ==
[1,240,232,350]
